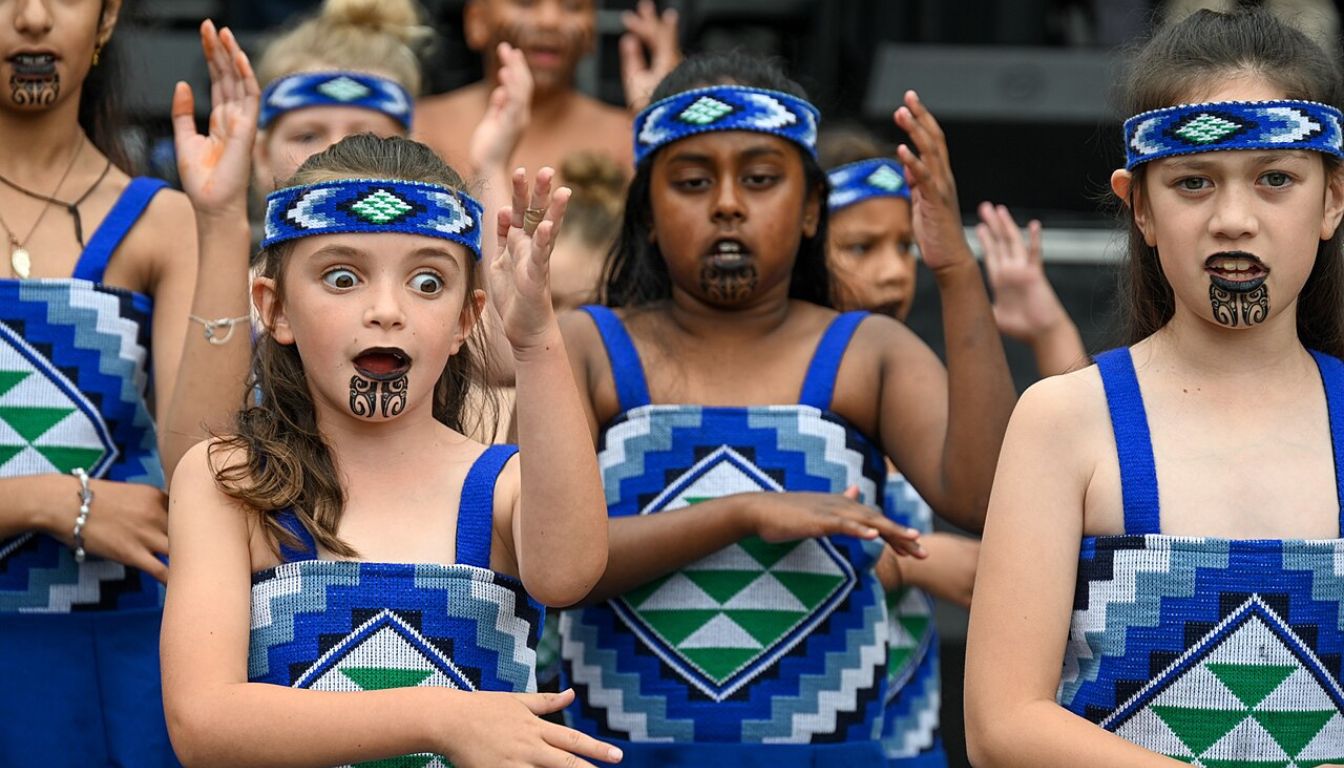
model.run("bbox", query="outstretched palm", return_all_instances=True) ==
[173,21,258,220]
[488,166,571,352]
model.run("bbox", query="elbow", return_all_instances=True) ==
[524,552,608,608]
[964,712,1011,768]
[164,697,223,767]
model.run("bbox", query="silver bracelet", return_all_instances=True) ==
[189,314,250,345]
[70,467,94,563]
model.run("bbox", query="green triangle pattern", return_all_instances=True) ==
[342,667,435,691]
[1208,664,1295,709]
[0,371,28,398]
[637,609,723,647]
[685,570,759,604]
[353,755,440,768]
[34,447,105,474]
[898,615,931,643]
[1152,707,1250,756]
[727,609,808,647]
[0,444,23,468]
[737,536,799,569]
[1251,710,1337,758]
[682,647,759,681]
[773,571,845,607]
[0,405,74,443]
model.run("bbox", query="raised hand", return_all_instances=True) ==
[490,167,571,351]
[893,90,970,273]
[620,0,682,112]
[469,42,533,177]
[49,480,170,583]
[439,689,622,767]
[172,20,259,221]
[745,487,925,559]
[975,202,1066,342]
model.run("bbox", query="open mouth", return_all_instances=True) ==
[1205,252,1268,293]
[707,238,752,270]
[10,53,56,77]
[353,347,411,380]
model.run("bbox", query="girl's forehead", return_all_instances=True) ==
[658,130,802,162]
[289,232,471,267]
[1180,74,1287,105]
[831,197,912,232]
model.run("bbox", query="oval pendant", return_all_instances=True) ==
[10,247,30,279]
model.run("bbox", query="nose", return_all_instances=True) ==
[711,176,746,224]
[876,244,916,288]
[535,0,562,29]
[13,0,54,35]
[363,278,406,330]
[1208,184,1260,241]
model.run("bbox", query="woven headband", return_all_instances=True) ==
[260,71,413,130]
[262,178,483,260]
[633,85,820,165]
[827,158,910,212]
[1124,99,1344,170]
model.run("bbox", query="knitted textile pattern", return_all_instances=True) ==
[633,85,820,165]
[262,178,483,259]
[1058,348,1344,767]
[1123,100,1343,170]
[560,308,893,755]
[827,159,910,214]
[259,71,413,130]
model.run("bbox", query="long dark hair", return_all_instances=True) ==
[1118,7,1344,356]
[600,51,832,308]
[81,0,131,172]
[210,134,493,558]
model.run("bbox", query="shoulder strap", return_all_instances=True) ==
[1308,350,1344,530]
[579,305,651,411]
[274,509,318,564]
[73,177,170,283]
[1095,348,1161,535]
[455,444,520,569]
[798,311,868,409]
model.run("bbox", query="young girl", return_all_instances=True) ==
[555,51,1017,764]
[0,7,254,763]
[966,8,1344,768]
[160,135,619,767]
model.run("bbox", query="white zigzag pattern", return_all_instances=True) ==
[886,685,941,758]
[284,187,339,232]
[560,613,671,742]
[470,576,538,692]
[744,93,797,130]
[1263,106,1322,143]
[766,614,890,743]
[1130,116,1165,157]
[424,191,472,235]
[792,407,878,504]
[66,285,150,398]
[250,563,309,631]
[28,558,126,612]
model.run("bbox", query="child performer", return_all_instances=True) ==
[160,135,620,767]
[556,51,1016,764]
[966,8,1344,767]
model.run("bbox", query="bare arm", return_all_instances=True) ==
[884,91,1016,532]
[162,441,621,767]
[156,22,256,480]
[964,375,1184,767]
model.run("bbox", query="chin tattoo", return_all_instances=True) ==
[11,73,59,106]
[700,264,759,303]
[1208,283,1270,328]
[349,374,408,418]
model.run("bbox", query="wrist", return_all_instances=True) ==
[930,254,982,286]
[510,324,565,363]
[729,493,761,539]
[69,468,93,562]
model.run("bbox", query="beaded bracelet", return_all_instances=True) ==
[70,467,93,563]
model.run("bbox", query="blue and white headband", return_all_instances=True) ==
[633,85,820,165]
[1124,99,1344,170]
[827,158,909,212]
[260,71,413,130]
[262,179,483,260]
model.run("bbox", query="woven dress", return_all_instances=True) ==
[560,306,892,766]
[248,444,544,768]
[880,474,946,767]
[1058,347,1344,767]
[0,178,178,766]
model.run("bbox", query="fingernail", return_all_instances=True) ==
[609,746,624,761]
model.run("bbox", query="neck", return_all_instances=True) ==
[315,395,447,469]
[1149,299,1312,382]
[666,284,794,341]
[0,91,90,180]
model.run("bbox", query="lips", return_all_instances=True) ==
[1205,251,1269,293]
[353,347,411,380]
[10,53,56,77]
[707,238,752,270]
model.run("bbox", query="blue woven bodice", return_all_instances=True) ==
[1059,348,1344,767]
[0,178,168,613]
[561,307,893,753]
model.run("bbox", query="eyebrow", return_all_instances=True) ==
[307,244,465,269]
[1164,151,1315,170]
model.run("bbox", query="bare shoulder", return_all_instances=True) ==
[558,306,604,361]
[574,93,631,125]
[172,437,246,497]
[1011,363,1109,453]
[123,186,196,279]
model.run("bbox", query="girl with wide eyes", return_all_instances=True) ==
[553,51,1016,765]
[966,8,1344,768]
[160,134,619,767]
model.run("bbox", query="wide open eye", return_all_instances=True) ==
[409,272,444,295]
[322,268,360,289]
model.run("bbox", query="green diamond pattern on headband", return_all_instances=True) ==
[678,96,735,125]
[1174,113,1245,145]
[866,165,905,192]
[350,190,414,225]
[317,75,372,102]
